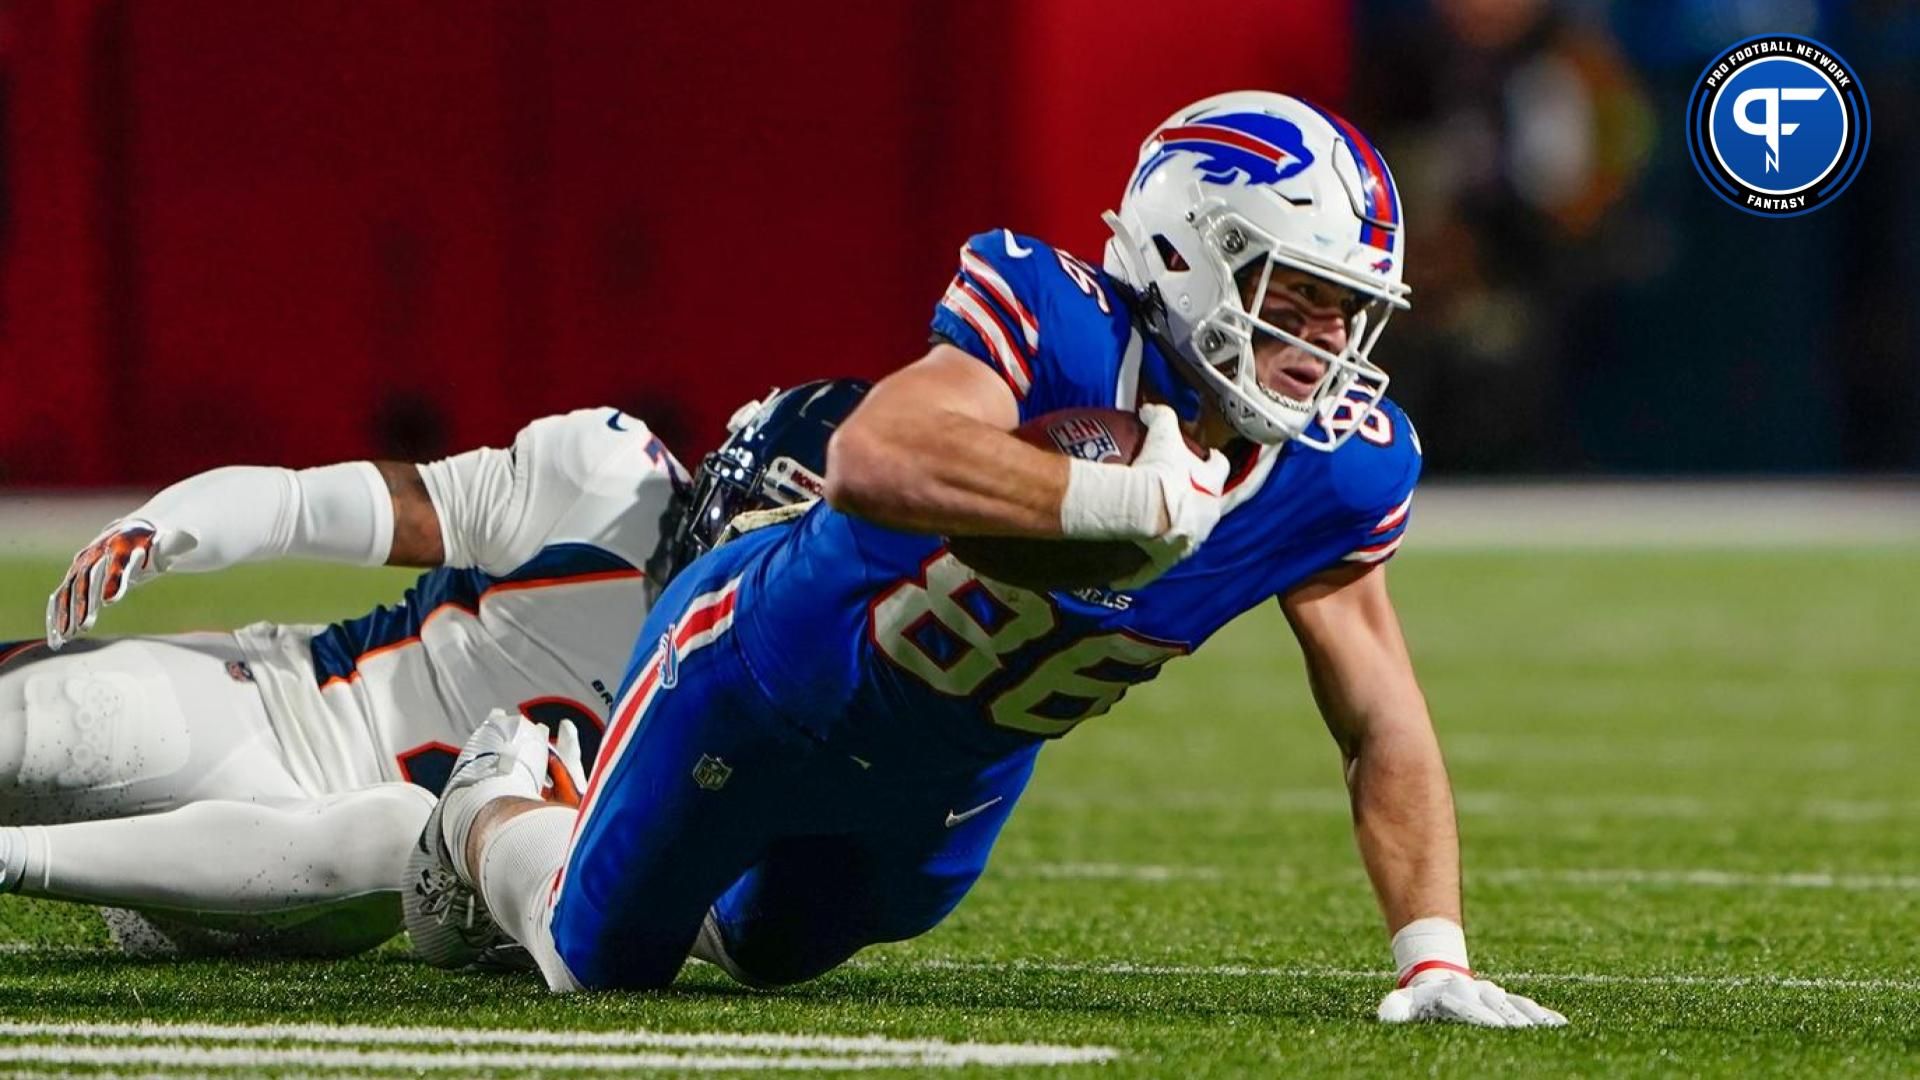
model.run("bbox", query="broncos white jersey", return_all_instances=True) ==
[233,408,684,795]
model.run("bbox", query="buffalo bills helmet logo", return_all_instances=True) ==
[1132,112,1317,192]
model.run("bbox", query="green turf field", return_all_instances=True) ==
[0,548,1915,1077]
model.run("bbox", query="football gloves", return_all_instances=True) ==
[46,519,193,650]
[1117,403,1229,588]
[1378,971,1568,1028]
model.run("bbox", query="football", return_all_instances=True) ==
[946,407,1196,592]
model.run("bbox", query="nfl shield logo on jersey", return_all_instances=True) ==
[1047,417,1123,463]
[691,755,732,791]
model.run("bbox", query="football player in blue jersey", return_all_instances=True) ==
[418,91,1565,1028]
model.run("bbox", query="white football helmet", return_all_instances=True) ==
[1103,90,1411,448]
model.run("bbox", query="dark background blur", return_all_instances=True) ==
[0,0,1913,488]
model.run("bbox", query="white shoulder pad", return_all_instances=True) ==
[420,408,686,576]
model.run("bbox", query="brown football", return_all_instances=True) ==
[945,407,1198,592]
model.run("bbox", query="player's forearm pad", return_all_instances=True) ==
[135,462,394,572]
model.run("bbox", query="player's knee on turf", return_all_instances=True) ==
[549,922,687,991]
[698,891,965,990]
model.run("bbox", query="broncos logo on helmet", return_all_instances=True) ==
[1130,111,1317,192]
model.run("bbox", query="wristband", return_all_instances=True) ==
[1391,916,1472,988]
[1059,458,1161,541]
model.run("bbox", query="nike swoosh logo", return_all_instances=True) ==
[606,410,629,431]
[1002,229,1032,258]
[944,795,1004,828]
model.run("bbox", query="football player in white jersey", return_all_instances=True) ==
[0,391,843,957]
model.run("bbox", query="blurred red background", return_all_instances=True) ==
[0,0,1348,485]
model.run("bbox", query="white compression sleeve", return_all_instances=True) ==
[132,462,395,573]
[0,786,431,913]
[475,805,584,992]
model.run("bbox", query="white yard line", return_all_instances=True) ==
[996,862,1920,891]
[0,1045,924,1072]
[1025,788,1920,821]
[908,959,1920,993]
[0,1020,1114,1061]
[1439,733,1870,770]
[1477,868,1920,891]
[997,862,1225,881]
[0,1021,1116,1072]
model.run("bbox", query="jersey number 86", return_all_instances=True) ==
[870,551,1185,736]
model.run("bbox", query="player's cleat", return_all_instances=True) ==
[404,843,512,969]
[402,709,550,969]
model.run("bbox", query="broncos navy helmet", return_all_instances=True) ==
[649,378,873,592]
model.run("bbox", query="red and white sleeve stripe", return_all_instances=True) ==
[940,278,1034,398]
[959,248,1040,351]
[1342,535,1403,564]
[1344,495,1413,563]
[1372,493,1412,535]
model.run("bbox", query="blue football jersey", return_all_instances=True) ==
[722,229,1421,756]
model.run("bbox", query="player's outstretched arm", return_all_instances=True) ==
[828,346,1223,551]
[1281,563,1566,1028]
[45,459,444,648]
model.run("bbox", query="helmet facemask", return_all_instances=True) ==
[1104,91,1413,450]
[1181,202,1399,449]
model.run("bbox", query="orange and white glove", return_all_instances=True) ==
[45,519,191,650]
[44,462,394,650]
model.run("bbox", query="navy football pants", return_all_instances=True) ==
[548,575,1036,991]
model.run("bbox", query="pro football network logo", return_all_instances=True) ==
[1686,35,1869,218]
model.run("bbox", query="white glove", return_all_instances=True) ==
[468,711,588,806]
[468,710,557,800]
[45,518,198,649]
[1061,403,1229,588]
[1134,402,1230,558]
[1378,971,1568,1028]
[546,719,589,805]
[440,709,558,883]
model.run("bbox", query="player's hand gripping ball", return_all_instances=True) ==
[946,407,1209,592]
